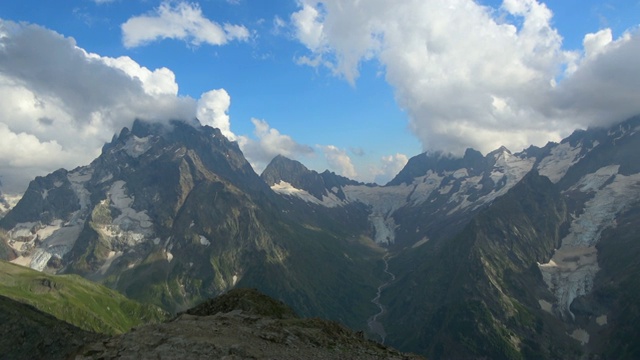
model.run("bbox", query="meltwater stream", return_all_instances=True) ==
[367,252,396,344]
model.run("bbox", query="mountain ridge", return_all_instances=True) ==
[2,115,640,359]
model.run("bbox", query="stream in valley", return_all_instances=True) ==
[367,252,396,344]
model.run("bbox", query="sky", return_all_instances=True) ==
[0,0,639,193]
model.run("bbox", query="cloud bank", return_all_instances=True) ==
[291,0,640,155]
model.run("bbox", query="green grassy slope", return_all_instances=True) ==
[0,260,167,335]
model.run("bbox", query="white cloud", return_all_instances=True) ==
[121,1,250,48]
[372,153,408,185]
[237,119,314,173]
[291,3,325,52]
[0,20,196,193]
[583,28,613,58]
[291,0,640,155]
[319,145,357,179]
[551,29,640,127]
[90,54,179,96]
[197,89,235,140]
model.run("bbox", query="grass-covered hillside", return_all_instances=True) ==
[0,260,167,335]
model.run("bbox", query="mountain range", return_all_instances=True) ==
[2,115,640,359]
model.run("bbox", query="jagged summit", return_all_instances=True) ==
[261,154,363,204]
[386,148,485,186]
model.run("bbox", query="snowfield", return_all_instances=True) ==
[539,166,640,322]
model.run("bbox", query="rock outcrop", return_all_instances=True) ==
[76,288,423,360]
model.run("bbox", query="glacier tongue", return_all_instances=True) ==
[539,166,640,319]
[343,183,420,244]
[6,166,96,272]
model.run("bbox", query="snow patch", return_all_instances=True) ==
[538,142,583,183]
[67,167,93,223]
[98,251,122,275]
[439,184,453,194]
[538,299,553,314]
[411,237,429,248]
[98,173,113,184]
[94,181,154,247]
[199,235,211,246]
[271,181,345,207]
[109,181,153,238]
[452,168,468,179]
[494,151,534,186]
[407,171,444,204]
[123,135,153,158]
[570,329,589,345]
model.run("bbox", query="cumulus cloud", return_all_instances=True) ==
[237,119,314,173]
[0,20,195,193]
[551,29,640,126]
[318,145,357,179]
[95,55,179,96]
[291,0,640,155]
[197,89,235,140]
[291,3,325,52]
[122,1,250,48]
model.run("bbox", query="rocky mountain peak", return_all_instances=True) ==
[261,155,313,186]
[261,155,362,202]
[487,145,511,157]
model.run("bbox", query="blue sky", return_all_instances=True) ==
[0,0,639,193]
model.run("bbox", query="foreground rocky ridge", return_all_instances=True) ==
[77,288,423,360]
[0,288,422,360]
